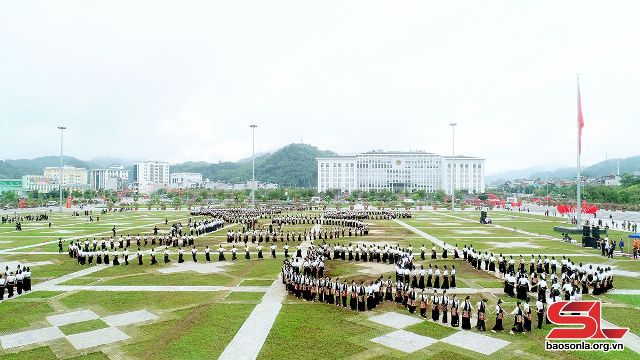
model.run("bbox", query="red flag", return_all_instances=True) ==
[578,80,584,154]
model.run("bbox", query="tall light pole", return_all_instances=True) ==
[58,126,66,212]
[250,124,257,208]
[449,122,457,211]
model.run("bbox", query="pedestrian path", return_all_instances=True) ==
[608,289,640,295]
[44,285,271,293]
[219,276,287,360]
[34,264,110,290]
[393,219,453,250]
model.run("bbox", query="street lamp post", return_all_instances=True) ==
[250,124,257,208]
[449,122,457,211]
[58,126,66,212]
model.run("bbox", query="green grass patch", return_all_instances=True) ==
[60,291,223,313]
[603,294,640,307]
[58,319,109,335]
[241,279,275,286]
[475,279,505,288]
[259,303,376,359]
[122,303,254,359]
[16,291,64,299]
[0,346,58,360]
[0,302,55,334]
[225,291,265,301]
[405,320,458,339]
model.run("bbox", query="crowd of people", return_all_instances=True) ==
[0,265,33,300]
[1,213,49,224]
[281,245,552,335]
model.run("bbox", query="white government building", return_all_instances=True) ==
[316,151,485,194]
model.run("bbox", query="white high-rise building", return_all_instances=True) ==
[89,165,130,191]
[133,161,169,194]
[170,172,203,189]
[317,151,484,194]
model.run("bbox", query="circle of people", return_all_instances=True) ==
[282,241,616,335]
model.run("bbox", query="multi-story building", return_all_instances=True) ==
[89,165,130,191]
[443,156,486,195]
[132,161,169,194]
[169,172,203,189]
[22,175,59,193]
[43,166,88,186]
[317,151,485,194]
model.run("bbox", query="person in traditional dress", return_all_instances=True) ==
[137,248,144,265]
[476,298,487,331]
[350,281,358,311]
[245,244,251,260]
[461,296,473,330]
[433,265,441,288]
[450,265,457,288]
[357,282,366,312]
[441,265,449,289]
[406,288,415,314]
[191,246,198,262]
[341,280,348,308]
[536,298,545,329]
[450,294,460,327]
[232,245,237,261]
[6,272,15,298]
[419,291,428,317]
[163,247,170,264]
[15,270,23,295]
[509,301,525,334]
[523,297,532,332]
[430,290,440,321]
[257,244,264,259]
[0,273,5,301]
[178,248,185,263]
[271,244,277,258]
[205,246,211,262]
[491,299,505,332]
[441,290,449,324]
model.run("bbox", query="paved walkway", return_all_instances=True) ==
[393,219,453,250]
[219,276,287,360]
[34,264,110,290]
[43,285,271,292]
[608,289,640,295]
[601,320,640,354]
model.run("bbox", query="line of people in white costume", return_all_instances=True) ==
[0,265,32,300]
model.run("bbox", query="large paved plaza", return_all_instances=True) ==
[0,208,638,359]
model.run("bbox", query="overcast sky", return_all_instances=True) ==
[1,1,638,175]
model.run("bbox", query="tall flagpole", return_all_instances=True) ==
[576,75,582,229]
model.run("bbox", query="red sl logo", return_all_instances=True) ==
[546,301,629,340]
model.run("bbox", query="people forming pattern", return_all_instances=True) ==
[282,240,617,336]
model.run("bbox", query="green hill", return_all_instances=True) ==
[0,156,96,179]
[171,143,336,187]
